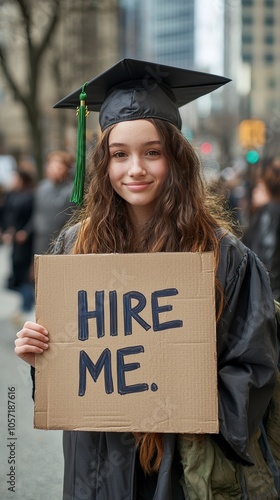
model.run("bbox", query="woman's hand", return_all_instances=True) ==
[14,321,49,367]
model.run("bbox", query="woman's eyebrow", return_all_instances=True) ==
[109,142,126,148]
[109,140,162,148]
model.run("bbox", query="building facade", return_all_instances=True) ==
[241,0,280,155]
[241,0,280,118]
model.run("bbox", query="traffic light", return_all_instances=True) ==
[200,142,213,155]
[246,150,259,164]
[238,119,266,148]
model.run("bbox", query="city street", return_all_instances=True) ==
[0,244,64,500]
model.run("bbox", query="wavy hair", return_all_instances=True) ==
[74,119,227,255]
[72,118,231,474]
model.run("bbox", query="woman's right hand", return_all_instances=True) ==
[14,321,49,367]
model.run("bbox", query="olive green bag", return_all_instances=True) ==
[178,428,278,499]
[177,301,280,499]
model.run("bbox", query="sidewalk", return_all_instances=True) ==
[0,244,64,500]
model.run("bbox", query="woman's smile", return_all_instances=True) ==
[124,181,153,191]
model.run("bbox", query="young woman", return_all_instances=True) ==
[15,59,279,499]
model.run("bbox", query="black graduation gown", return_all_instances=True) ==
[34,225,278,499]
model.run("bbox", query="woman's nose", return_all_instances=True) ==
[128,155,146,175]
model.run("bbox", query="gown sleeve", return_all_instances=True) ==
[214,232,278,465]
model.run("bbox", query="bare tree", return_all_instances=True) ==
[0,0,61,177]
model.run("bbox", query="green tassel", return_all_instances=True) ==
[70,83,88,204]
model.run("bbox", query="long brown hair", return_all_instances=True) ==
[72,118,231,474]
[74,119,227,255]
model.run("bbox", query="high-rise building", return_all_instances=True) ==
[241,0,280,120]
[120,0,195,68]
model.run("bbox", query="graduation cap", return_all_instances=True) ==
[54,58,231,204]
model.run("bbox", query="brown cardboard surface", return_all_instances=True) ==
[34,252,218,433]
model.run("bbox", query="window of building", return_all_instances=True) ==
[242,34,253,43]
[243,53,253,62]
[243,16,254,25]
[264,0,274,7]
[264,34,274,44]
[242,0,253,5]
[264,53,274,63]
[264,16,274,25]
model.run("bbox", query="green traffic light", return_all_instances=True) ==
[246,150,259,164]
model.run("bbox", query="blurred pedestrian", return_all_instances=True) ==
[0,183,6,242]
[31,150,76,255]
[2,170,35,322]
[243,157,280,300]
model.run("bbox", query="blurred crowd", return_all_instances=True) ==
[1,149,280,323]
[210,155,280,302]
[0,150,76,324]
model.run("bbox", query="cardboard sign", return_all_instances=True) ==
[34,252,218,433]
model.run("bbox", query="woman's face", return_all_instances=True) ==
[108,120,168,223]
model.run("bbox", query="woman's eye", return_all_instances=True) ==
[147,150,160,156]
[113,151,126,158]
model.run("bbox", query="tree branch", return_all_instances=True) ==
[0,45,28,107]
[16,0,33,54]
[35,0,61,65]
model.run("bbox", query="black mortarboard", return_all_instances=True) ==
[54,58,231,203]
[54,58,231,131]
